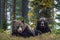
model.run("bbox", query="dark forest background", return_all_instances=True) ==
[0,0,60,40]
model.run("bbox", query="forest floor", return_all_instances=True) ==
[0,31,60,40]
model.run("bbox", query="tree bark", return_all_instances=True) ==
[12,0,16,20]
[0,0,7,30]
[22,0,29,23]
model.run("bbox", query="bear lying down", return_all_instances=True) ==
[12,20,35,37]
[12,18,51,37]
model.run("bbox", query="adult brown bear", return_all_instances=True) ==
[12,20,35,37]
[35,17,51,35]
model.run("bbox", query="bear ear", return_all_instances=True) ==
[21,20,24,23]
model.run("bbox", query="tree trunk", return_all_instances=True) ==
[22,0,29,23]
[0,0,7,30]
[0,0,2,29]
[12,0,16,20]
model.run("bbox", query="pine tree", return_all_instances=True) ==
[54,0,60,26]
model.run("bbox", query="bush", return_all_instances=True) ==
[54,29,60,34]
[0,29,4,33]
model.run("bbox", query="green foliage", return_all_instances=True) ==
[55,0,60,28]
[2,20,7,30]
[16,0,22,15]
[54,29,60,34]
[31,0,53,18]
[16,16,23,20]
[0,29,4,33]
[16,16,28,23]
[55,0,60,11]
[56,14,60,20]
[30,0,54,28]
[56,23,60,26]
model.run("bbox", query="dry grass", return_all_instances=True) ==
[0,32,60,40]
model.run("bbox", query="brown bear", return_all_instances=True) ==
[12,20,35,37]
